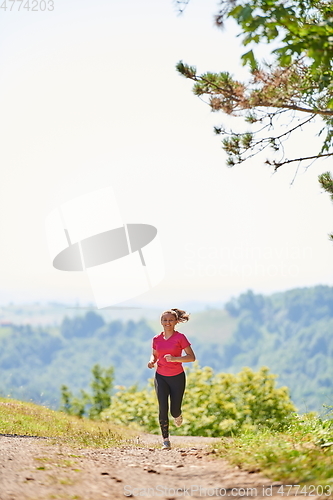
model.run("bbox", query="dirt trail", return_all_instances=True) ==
[0,433,322,499]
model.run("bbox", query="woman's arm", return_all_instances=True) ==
[164,345,196,363]
[147,349,158,369]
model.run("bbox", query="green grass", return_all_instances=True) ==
[0,396,138,448]
[213,413,333,487]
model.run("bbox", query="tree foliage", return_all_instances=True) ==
[318,171,333,239]
[101,363,295,436]
[60,364,114,419]
[61,311,105,338]
[176,0,333,170]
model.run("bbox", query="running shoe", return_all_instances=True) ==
[174,414,183,427]
[161,439,171,450]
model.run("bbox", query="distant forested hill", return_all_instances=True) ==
[220,286,333,412]
[0,313,155,408]
[0,285,332,412]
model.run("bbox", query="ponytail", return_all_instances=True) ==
[160,308,190,323]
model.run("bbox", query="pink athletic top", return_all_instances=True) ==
[152,330,191,376]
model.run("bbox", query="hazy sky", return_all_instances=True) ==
[0,0,333,309]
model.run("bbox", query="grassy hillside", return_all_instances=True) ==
[0,397,137,448]
[215,412,333,488]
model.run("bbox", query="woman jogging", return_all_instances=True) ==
[147,308,196,450]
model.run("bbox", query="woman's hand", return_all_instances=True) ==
[164,354,175,362]
[147,361,155,369]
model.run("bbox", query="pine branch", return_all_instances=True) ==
[264,104,333,117]
[267,153,333,170]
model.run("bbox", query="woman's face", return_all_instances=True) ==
[161,313,178,331]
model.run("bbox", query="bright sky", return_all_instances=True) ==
[0,0,333,309]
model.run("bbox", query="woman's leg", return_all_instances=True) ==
[154,372,170,439]
[169,371,186,419]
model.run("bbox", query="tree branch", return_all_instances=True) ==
[193,75,333,117]
[267,152,333,170]
[259,104,333,117]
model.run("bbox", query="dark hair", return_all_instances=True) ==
[160,308,190,323]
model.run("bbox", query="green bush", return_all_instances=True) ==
[101,363,296,436]
[60,364,114,419]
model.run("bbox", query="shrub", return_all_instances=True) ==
[101,363,296,436]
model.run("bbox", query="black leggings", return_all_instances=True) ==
[154,371,186,439]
